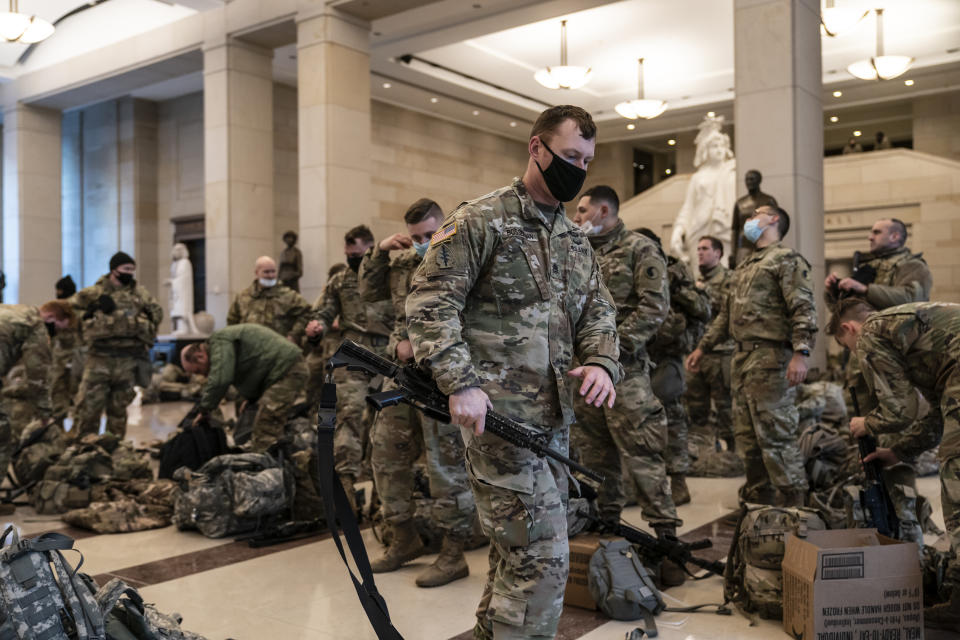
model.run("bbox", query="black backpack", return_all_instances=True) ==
[158,408,228,480]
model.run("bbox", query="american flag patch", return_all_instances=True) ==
[431,222,457,244]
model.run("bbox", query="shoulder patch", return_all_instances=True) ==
[431,222,458,245]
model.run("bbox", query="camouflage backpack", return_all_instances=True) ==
[63,480,179,535]
[96,578,208,640]
[31,439,114,515]
[724,504,827,620]
[588,540,665,626]
[173,453,287,538]
[798,424,856,490]
[0,527,105,639]
[11,419,66,486]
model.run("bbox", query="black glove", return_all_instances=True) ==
[97,295,116,314]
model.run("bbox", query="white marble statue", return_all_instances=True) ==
[165,243,198,336]
[669,114,737,269]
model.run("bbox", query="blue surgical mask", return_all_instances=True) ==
[743,219,766,243]
[413,240,430,257]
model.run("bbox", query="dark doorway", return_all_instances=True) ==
[633,149,655,195]
[173,216,206,313]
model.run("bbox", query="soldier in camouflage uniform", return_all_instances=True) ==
[306,226,393,505]
[360,198,478,587]
[825,217,933,548]
[181,323,307,453]
[688,206,817,507]
[686,236,735,449]
[408,108,622,639]
[49,276,83,423]
[640,230,711,507]
[72,253,162,439]
[830,299,960,632]
[304,263,345,409]
[227,256,311,341]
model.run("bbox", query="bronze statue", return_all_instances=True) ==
[730,170,777,268]
[278,230,303,292]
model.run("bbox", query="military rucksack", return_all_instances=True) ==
[11,419,66,486]
[158,408,229,480]
[0,527,105,639]
[96,578,208,640]
[724,504,827,620]
[798,424,856,490]
[588,540,665,630]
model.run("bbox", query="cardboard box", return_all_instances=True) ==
[782,528,923,640]
[565,533,608,610]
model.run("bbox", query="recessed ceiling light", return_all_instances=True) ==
[904,79,914,86]
[665,168,672,175]
[430,97,438,103]
[509,121,517,127]
[382,82,391,89]
[667,139,676,146]
[830,116,839,123]
[472,110,480,116]
[706,111,715,117]
[626,124,636,130]
[853,130,862,137]
[833,90,843,97]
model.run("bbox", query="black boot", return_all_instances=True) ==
[653,525,686,587]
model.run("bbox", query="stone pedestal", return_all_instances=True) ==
[734,0,826,365]
[296,5,372,304]
[203,40,275,323]
[2,104,61,304]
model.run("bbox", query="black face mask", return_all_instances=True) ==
[115,272,135,286]
[535,140,587,203]
[347,256,363,273]
[45,321,56,338]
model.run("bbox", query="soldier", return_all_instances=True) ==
[73,252,162,439]
[407,106,621,639]
[278,231,303,292]
[227,256,310,341]
[642,231,711,508]
[49,275,84,423]
[0,301,73,477]
[360,198,478,587]
[829,299,959,632]
[687,206,817,507]
[571,193,686,586]
[304,263,346,409]
[824,218,933,547]
[686,236,735,450]
[306,226,393,507]
[181,323,308,453]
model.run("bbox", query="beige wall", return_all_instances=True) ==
[273,83,298,258]
[913,90,960,163]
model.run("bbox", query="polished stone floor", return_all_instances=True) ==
[5,398,951,640]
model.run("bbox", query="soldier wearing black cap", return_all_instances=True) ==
[72,252,162,438]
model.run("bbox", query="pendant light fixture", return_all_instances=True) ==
[615,58,667,120]
[0,0,53,44]
[847,8,913,80]
[820,0,868,38]
[534,20,591,90]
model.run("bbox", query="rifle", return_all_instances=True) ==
[831,251,878,300]
[849,387,899,538]
[327,340,605,484]
[237,519,326,548]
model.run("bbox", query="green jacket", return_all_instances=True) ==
[199,323,302,410]
[0,305,52,417]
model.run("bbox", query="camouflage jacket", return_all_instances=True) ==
[648,257,711,361]
[227,281,310,340]
[0,305,52,416]
[199,324,302,411]
[699,241,817,354]
[73,275,162,352]
[313,265,393,342]
[856,302,960,461]
[359,245,421,357]
[825,245,932,309]
[696,263,735,353]
[406,178,621,429]
[588,221,668,364]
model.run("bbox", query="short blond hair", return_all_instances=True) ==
[826,298,875,335]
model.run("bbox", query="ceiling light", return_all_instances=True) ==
[665,168,672,175]
[430,97,438,103]
[904,79,914,86]
[853,130,862,136]
[706,111,715,117]
[847,9,914,80]
[382,82,391,89]
[615,58,667,120]
[472,110,480,116]
[830,116,839,122]
[626,124,636,130]
[509,121,517,127]
[0,1,54,44]
[667,139,676,146]
[833,90,843,97]
[534,20,591,90]
[820,0,868,37]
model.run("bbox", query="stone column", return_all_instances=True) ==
[118,97,159,302]
[203,40,274,324]
[296,5,372,304]
[734,0,826,365]
[2,104,61,304]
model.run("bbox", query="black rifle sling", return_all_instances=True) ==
[315,382,405,640]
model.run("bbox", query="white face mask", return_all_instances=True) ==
[259,278,278,288]
[579,220,603,236]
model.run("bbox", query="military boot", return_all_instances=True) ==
[924,587,960,632]
[654,526,686,587]
[370,520,426,573]
[415,535,469,587]
[670,474,691,506]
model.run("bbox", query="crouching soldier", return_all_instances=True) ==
[181,323,308,453]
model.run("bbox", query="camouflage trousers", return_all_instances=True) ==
[651,357,691,476]
[465,425,568,639]
[74,354,140,438]
[250,358,308,454]
[50,349,83,421]
[333,367,380,481]
[0,409,9,480]
[941,455,960,587]
[304,349,326,410]
[572,361,680,528]
[370,380,475,539]
[731,347,808,495]
[685,351,733,442]
[881,461,924,549]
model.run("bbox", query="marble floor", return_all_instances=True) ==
[5,398,953,640]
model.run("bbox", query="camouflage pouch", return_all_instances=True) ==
[32,480,93,515]
[12,419,66,486]
[63,500,172,534]
[226,467,285,519]
[110,442,152,481]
